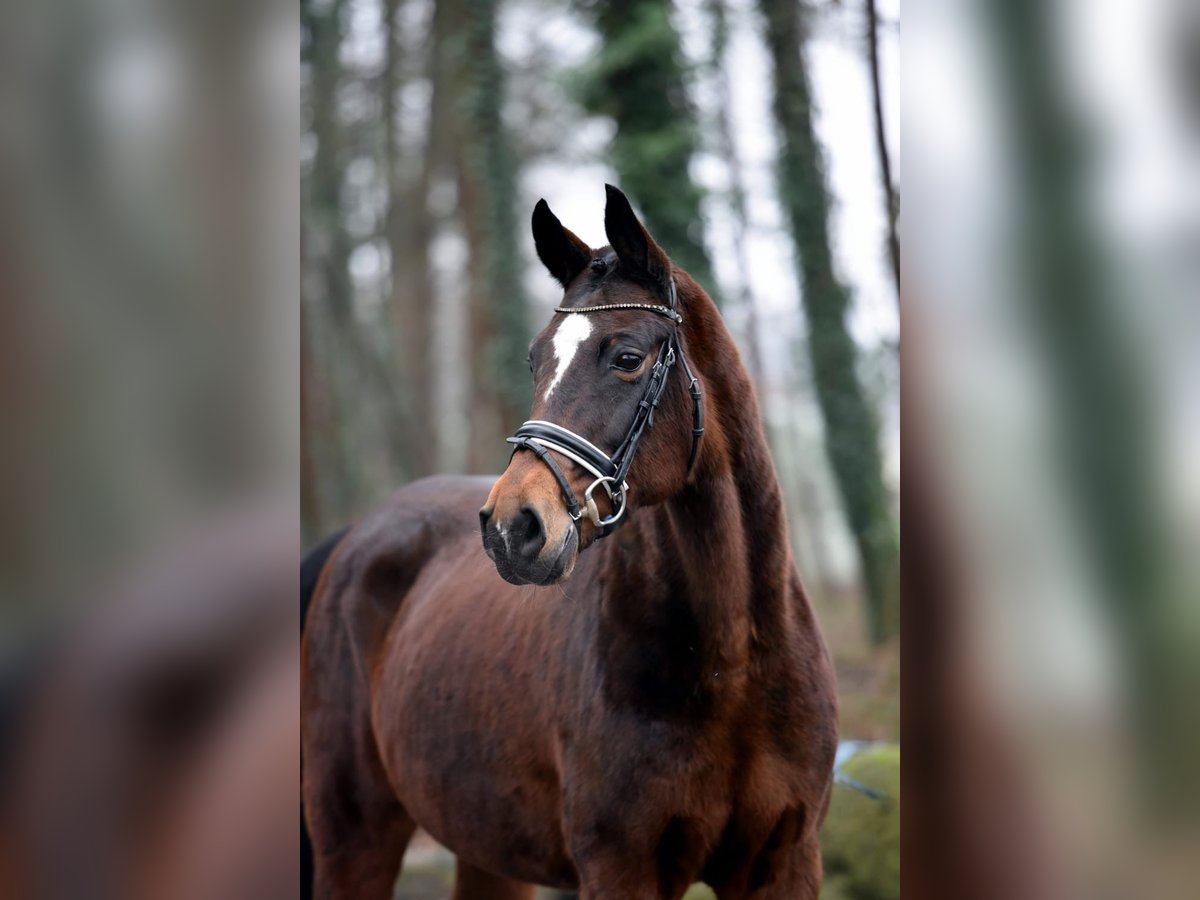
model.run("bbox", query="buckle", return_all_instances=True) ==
[583,476,627,529]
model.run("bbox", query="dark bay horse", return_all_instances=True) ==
[301,185,838,899]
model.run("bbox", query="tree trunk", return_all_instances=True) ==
[303,0,409,520]
[302,0,356,525]
[865,0,899,308]
[304,0,353,328]
[706,0,765,384]
[437,0,531,472]
[983,0,1174,811]
[584,0,721,304]
[384,0,437,478]
[300,275,320,542]
[759,0,899,643]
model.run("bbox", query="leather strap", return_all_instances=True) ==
[507,421,619,484]
[609,340,675,487]
[506,437,582,523]
[679,346,704,474]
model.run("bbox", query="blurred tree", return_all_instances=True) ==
[383,0,436,478]
[301,272,320,539]
[302,0,352,326]
[302,0,409,533]
[579,0,720,304]
[865,0,899,307]
[460,0,533,469]
[704,0,763,381]
[759,0,899,643]
[983,0,1183,814]
[301,0,357,531]
[432,0,533,471]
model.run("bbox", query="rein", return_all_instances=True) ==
[506,280,704,538]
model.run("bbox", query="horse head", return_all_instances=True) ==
[480,185,707,586]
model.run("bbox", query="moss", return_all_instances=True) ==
[819,875,855,900]
[393,861,454,899]
[820,744,900,900]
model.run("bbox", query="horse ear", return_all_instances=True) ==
[532,200,591,287]
[603,184,671,288]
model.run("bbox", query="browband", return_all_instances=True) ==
[553,302,682,324]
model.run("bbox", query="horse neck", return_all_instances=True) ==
[594,291,798,704]
[670,343,795,653]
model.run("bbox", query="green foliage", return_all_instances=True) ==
[575,0,719,301]
[820,746,900,900]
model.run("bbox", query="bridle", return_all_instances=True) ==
[505,279,704,538]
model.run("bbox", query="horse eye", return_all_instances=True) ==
[613,352,644,372]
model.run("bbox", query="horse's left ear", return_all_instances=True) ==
[604,184,671,292]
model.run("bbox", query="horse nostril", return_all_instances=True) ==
[479,507,493,534]
[516,506,545,557]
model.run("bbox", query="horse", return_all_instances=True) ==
[300,184,838,899]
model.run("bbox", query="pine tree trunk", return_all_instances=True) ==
[706,0,765,384]
[302,0,356,523]
[304,0,409,517]
[436,0,531,472]
[384,0,436,478]
[305,0,353,328]
[865,0,900,308]
[759,0,899,643]
[983,0,1172,809]
[586,0,720,304]
[300,273,320,541]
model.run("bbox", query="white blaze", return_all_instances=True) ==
[543,314,592,402]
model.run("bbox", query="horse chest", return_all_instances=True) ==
[564,681,794,822]
[557,714,808,894]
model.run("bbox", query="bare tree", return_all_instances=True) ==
[705,0,765,383]
[866,0,899,307]
[383,0,437,477]
[430,0,533,472]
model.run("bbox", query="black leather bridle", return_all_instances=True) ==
[506,280,704,538]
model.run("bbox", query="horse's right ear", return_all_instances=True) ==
[603,184,671,290]
[532,200,591,288]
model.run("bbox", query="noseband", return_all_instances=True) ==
[505,280,705,538]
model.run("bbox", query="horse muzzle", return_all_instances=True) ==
[479,503,579,586]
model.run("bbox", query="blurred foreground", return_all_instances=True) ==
[905,0,1200,897]
[0,0,300,897]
